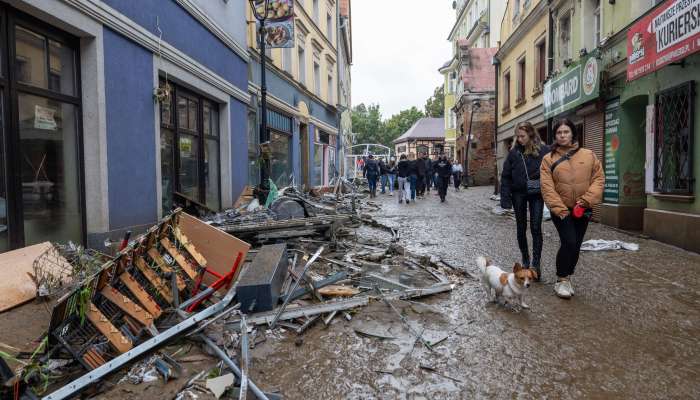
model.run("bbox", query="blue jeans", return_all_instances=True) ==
[380,175,388,193]
[367,174,378,194]
[409,175,417,200]
[387,174,395,193]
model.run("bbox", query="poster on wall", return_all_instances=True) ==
[604,99,621,204]
[255,0,295,48]
[627,0,700,81]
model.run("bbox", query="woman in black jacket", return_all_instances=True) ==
[500,122,549,280]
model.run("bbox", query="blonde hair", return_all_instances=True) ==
[515,122,542,157]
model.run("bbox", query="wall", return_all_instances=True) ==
[193,0,247,46]
[103,28,157,230]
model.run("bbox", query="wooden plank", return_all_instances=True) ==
[85,303,133,354]
[160,238,199,279]
[0,242,69,312]
[173,227,208,268]
[179,213,251,290]
[147,248,186,291]
[118,272,162,319]
[134,257,173,304]
[100,285,154,327]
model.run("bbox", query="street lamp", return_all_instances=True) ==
[249,0,271,197]
[464,99,481,188]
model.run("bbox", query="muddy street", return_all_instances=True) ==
[250,186,700,400]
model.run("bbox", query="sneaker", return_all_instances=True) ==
[565,279,574,296]
[406,200,410,204]
[389,193,393,196]
[399,199,403,204]
[554,280,572,299]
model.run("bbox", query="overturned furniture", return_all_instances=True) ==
[45,210,250,373]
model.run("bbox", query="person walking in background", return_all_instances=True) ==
[379,157,389,195]
[425,154,434,194]
[408,153,418,201]
[396,154,411,204]
[500,122,550,280]
[452,161,463,191]
[432,154,440,195]
[434,153,452,203]
[385,157,397,196]
[363,154,381,198]
[415,152,427,198]
[541,119,604,299]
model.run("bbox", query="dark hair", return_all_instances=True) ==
[400,154,407,160]
[551,118,578,154]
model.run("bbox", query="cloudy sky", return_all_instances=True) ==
[351,1,454,119]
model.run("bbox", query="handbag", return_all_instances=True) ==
[520,152,541,195]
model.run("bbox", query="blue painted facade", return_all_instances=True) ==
[98,0,249,236]
[103,28,158,230]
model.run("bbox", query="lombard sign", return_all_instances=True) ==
[544,55,600,118]
[627,0,700,81]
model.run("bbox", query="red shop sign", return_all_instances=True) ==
[627,0,700,81]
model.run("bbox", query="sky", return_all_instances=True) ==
[351,1,454,120]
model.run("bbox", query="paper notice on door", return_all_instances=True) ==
[34,105,57,131]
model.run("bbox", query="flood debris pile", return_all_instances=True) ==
[0,181,461,400]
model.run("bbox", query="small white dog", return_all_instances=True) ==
[477,256,537,309]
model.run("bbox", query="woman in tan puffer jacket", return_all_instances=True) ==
[540,119,604,299]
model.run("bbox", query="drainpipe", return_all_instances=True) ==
[547,0,555,142]
[493,56,500,195]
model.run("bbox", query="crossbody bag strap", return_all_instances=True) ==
[519,152,531,181]
[550,148,580,173]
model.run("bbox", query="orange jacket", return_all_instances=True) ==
[540,143,605,218]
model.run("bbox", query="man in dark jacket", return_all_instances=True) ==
[415,153,427,198]
[363,154,381,198]
[424,155,434,193]
[434,153,452,203]
[396,154,412,204]
[408,153,418,201]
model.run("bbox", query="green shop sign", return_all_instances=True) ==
[544,55,600,118]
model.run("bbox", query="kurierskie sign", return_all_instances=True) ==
[628,0,700,81]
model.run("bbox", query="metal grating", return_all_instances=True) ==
[654,81,695,194]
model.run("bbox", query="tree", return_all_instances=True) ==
[424,84,445,118]
[383,107,424,147]
[351,103,384,145]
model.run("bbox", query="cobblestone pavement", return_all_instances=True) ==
[251,186,700,400]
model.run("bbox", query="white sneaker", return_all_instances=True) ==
[389,192,393,196]
[565,280,574,296]
[554,281,572,299]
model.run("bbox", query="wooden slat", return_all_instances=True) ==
[85,303,133,354]
[147,248,186,291]
[135,257,173,304]
[100,285,155,327]
[160,238,199,279]
[173,227,208,267]
[118,272,162,319]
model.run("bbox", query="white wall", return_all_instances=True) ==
[193,0,247,47]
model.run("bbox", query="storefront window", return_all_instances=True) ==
[654,82,694,194]
[313,144,323,186]
[270,132,292,187]
[160,82,221,212]
[247,110,260,186]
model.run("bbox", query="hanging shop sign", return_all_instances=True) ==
[543,54,600,118]
[604,99,621,204]
[256,0,295,48]
[627,0,700,81]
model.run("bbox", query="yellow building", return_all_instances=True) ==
[246,0,347,188]
[494,0,550,173]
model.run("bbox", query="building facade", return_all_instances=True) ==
[393,118,446,159]
[0,0,250,253]
[247,0,349,191]
[495,0,549,177]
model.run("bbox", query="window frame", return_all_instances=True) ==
[535,36,547,91]
[159,80,221,211]
[516,55,526,104]
[502,69,511,112]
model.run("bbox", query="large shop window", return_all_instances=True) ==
[654,81,694,194]
[267,109,293,187]
[0,10,82,251]
[160,81,220,213]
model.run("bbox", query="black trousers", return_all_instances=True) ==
[512,193,544,268]
[453,172,461,189]
[551,213,590,278]
[416,175,426,196]
[438,175,450,200]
